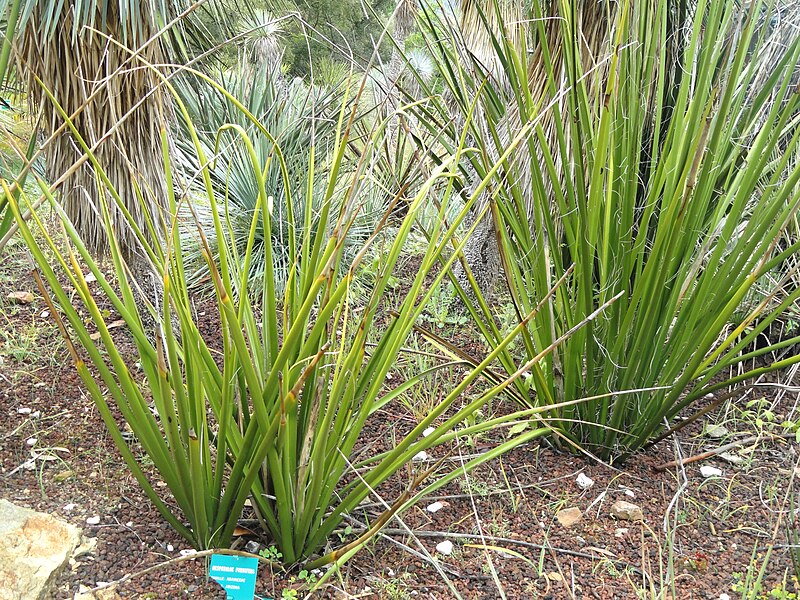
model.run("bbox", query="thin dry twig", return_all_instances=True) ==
[653,432,796,471]
[375,528,645,573]
[83,548,280,594]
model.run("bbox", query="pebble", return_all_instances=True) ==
[7,291,34,304]
[576,473,594,490]
[719,452,743,465]
[705,424,729,439]
[422,427,435,437]
[426,501,444,513]
[700,465,723,478]
[26,437,37,447]
[86,516,101,525]
[17,407,32,415]
[555,507,582,528]
[54,470,75,482]
[413,451,428,461]
[610,500,643,521]
[435,540,453,555]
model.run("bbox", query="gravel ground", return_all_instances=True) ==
[1,254,798,599]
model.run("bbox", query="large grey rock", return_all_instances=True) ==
[0,499,82,600]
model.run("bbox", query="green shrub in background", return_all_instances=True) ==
[409,0,800,462]
[174,59,386,299]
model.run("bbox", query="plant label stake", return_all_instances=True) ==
[209,554,259,600]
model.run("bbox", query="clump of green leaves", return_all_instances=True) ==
[411,0,800,461]
[7,60,570,564]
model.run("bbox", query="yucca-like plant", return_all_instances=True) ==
[4,57,599,564]
[174,58,387,299]
[409,0,800,461]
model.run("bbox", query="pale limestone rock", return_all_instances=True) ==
[610,500,644,521]
[73,585,121,600]
[0,499,82,600]
[435,540,454,555]
[700,465,723,478]
[7,291,34,304]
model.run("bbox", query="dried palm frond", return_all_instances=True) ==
[14,1,176,261]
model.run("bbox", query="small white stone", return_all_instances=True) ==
[624,489,635,498]
[86,516,101,525]
[705,424,729,439]
[700,465,723,478]
[30,410,41,419]
[720,594,730,600]
[427,502,444,513]
[166,544,174,552]
[423,427,436,438]
[435,540,453,555]
[413,451,428,461]
[719,452,743,465]
[179,549,197,557]
[576,473,594,490]
[26,437,37,447]
[614,528,629,538]
[63,503,77,512]
[17,407,32,415]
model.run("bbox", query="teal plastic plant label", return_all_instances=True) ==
[209,554,258,599]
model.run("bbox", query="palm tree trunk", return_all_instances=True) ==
[22,6,169,256]
[20,3,171,323]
